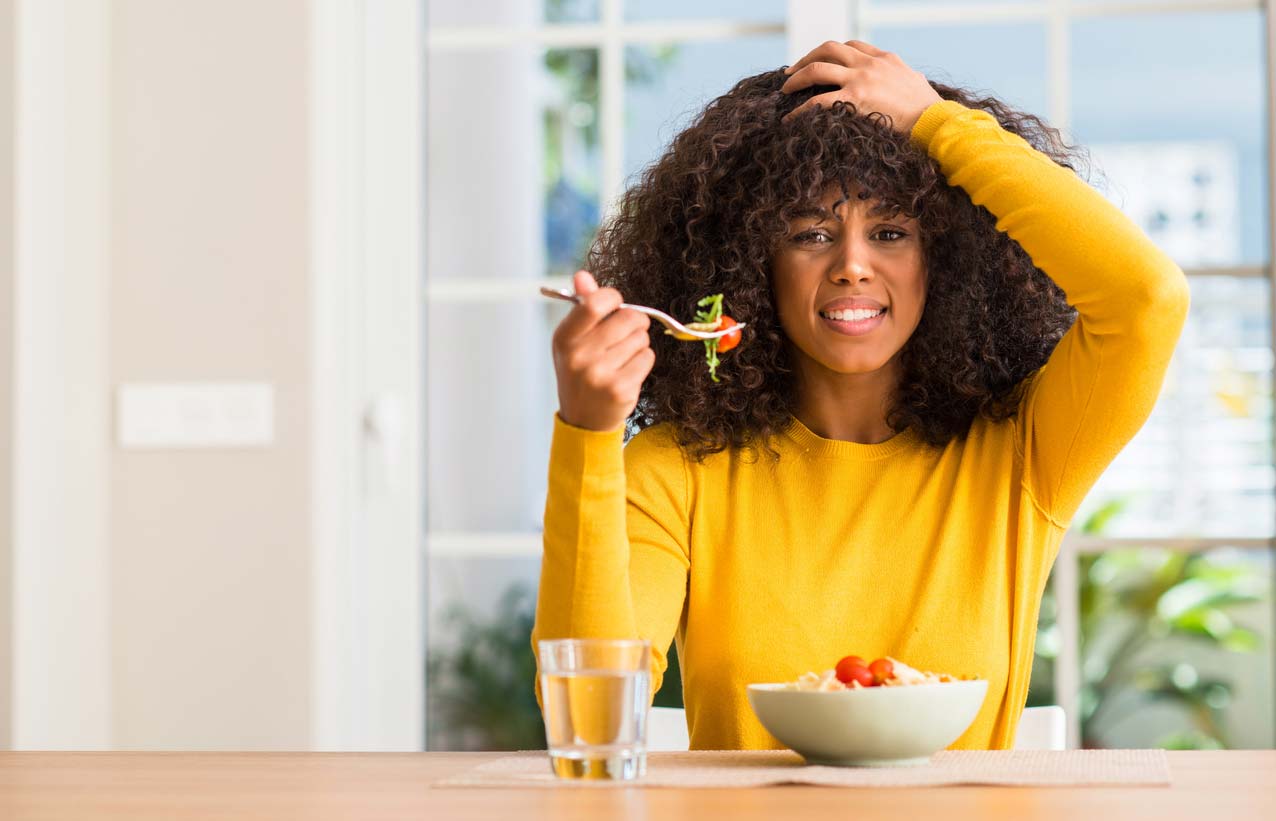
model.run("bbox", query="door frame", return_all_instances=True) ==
[310,0,426,751]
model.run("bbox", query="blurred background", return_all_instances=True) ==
[0,0,1272,753]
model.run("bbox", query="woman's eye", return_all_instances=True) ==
[793,228,907,245]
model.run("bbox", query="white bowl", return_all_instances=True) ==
[746,679,989,767]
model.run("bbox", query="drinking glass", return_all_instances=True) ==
[537,638,652,780]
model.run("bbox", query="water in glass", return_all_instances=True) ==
[538,639,651,780]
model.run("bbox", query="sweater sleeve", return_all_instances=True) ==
[909,100,1190,526]
[531,414,692,702]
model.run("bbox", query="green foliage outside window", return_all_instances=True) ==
[427,585,547,751]
[1028,498,1269,749]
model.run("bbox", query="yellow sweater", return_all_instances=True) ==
[532,100,1190,750]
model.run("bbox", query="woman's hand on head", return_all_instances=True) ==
[780,40,943,134]
[551,270,656,433]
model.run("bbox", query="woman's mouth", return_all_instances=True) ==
[819,307,887,337]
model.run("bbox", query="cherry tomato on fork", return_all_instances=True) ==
[716,315,742,352]
[835,655,875,687]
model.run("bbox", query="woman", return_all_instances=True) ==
[532,40,1189,750]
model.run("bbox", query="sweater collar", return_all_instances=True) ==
[781,414,920,460]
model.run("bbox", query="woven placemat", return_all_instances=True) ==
[434,748,1171,789]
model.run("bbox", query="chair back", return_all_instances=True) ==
[1013,704,1067,750]
[648,706,691,751]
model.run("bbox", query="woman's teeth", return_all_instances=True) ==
[821,308,885,321]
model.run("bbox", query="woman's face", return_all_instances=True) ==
[770,185,927,378]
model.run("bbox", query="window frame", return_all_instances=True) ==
[312,0,426,751]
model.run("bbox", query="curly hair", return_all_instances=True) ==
[587,68,1090,460]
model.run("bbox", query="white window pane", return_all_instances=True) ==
[428,47,601,281]
[428,45,543,280]
[1074,0,1248,4]
[427,0,537,28]
[546,0,599,24]
[1088,140,1248,270]
[625,0,785,23]
[624,36,788,185]
[1070,9,1268,267]
[426,300,569,532]
[867,23,1050,118]
[544,49,603,278]
[428,0,599,26]
[1074,276,1274,539]
[869,0,1028,4]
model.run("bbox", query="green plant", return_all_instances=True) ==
[1029,498,1268,749]
[426,585,546,751]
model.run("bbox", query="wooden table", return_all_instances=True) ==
[1,751,1273,820]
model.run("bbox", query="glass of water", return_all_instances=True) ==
[537,638,652,780]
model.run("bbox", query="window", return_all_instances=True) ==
[424,0,787,750]
[424,0,1275,751]
[870,0,1273,752]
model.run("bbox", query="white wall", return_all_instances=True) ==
[107,0,313,750]
[0,0,13,751]
[4,0,423,751]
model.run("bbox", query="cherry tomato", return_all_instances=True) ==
[835,655,874,687]
[869,657,894,685]
[834,655,865,682]
[846,664,876,688]
[716,315,742,352]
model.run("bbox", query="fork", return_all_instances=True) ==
[539,286,747,341]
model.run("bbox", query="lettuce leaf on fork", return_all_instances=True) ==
[694,293,725,382]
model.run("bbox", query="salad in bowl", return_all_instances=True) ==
[747,653,987,767]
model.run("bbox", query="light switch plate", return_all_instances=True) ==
[117,382,274,448]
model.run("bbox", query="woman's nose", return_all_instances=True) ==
[826,232,877,284]
[830,246,874,284]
